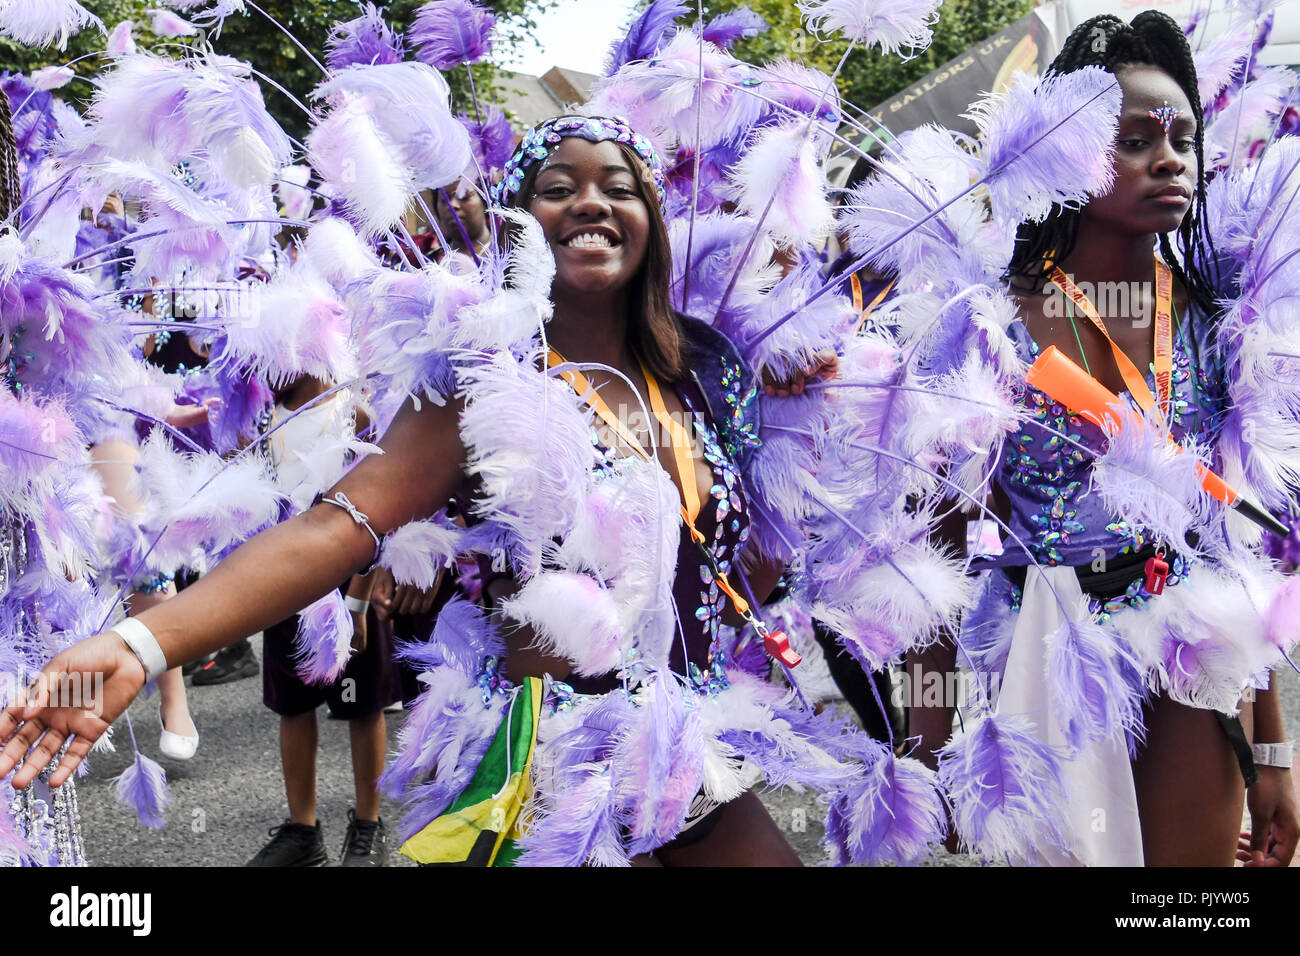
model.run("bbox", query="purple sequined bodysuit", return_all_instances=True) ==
[992,310,1224,610]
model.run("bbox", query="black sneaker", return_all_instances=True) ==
[339,809,387,867]
[247,819,329,867]
[191,639,258,686]
[181,654,212,677]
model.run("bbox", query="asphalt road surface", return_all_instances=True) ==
[76,634,1300,867]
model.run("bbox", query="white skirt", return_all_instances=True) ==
[996,565,1144,866]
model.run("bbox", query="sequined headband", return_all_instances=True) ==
[490,115,667,208]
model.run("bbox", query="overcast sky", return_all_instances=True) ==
[497,0,643,76]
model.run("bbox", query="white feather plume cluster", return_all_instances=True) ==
[457,353,596,578]
[308,62,471,235]
[131,428,284,574]
[1110,556,1285,712]
[845,126,994,286]
[797,0,941,56]
[1204,67,1297,171]
[448,209,555,351]
[586,30,764,155]
[215,256,359,388]
[380,516,463,590]
[0,0,101,49]
[500,570,631,677]
[551,455,682,669]
[728,122,834,248]
[1089,404,1220,556]
[800,507,975,669]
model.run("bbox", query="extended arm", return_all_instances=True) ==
[0,396,466,787]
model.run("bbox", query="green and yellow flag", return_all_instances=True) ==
[400,677,541,867]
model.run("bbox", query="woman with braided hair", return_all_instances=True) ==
[912,10,1298,866]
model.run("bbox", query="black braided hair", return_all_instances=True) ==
[0,88,21,220]
[1005,11,1221,322]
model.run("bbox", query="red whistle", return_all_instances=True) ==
[763,630,802,668]
[1144,551,1169,595]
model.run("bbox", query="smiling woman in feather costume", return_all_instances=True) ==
[0,118,860,867]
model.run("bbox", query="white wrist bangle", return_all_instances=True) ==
[1251,742,1295,769]
[344,595,370,615]
[112,617,168,683]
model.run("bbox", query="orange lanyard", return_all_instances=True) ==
[849,273,895,335]
[546,349,751,616]
[1049,257,1174,419]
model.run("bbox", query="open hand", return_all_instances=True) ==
[0,632,147,789]
[1237,765,1299,866]
[165,397,221,430]
[372,566,444,621]
[761,350,839,398]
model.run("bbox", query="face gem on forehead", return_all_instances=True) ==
[1147,101,1183,137]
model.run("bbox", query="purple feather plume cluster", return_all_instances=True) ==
[937,712,1071,861]
[0,390,82,494]
[326,2,406,71]
[1045,605,1145,752]
[395,594,502,675]
[967,66,1122,226]
[824,736,946,865]
[380,668,507,839]
[458,105,515,176]
[614,676,703,854]
[605,0,687,76]
[702,7,769,50]
[293,590,354,685]
[409,0,496,71]
[112,751,171,829]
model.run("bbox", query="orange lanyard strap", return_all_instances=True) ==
[546,349,751,616]
[1049,257,1174,419]
[849,274,895,335]
[641,365,702,527]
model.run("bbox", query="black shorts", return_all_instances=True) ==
[262,604,400,719]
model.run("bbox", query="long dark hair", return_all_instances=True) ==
[1005,11,1220,320]
[508,135,686,382]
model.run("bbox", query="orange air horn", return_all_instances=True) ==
[1026,345,1288,539]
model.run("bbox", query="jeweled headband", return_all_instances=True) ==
[490,114,667,209]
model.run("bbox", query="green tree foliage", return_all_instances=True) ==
[0,0,553,142]
[689,0,1037,113]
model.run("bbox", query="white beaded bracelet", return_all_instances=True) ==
[1251,741,1295,769]
[112,617,168,683]
[343,595,370,615]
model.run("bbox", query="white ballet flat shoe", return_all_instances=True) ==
[158,708,199,761]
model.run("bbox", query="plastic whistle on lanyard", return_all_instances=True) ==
[1144,550,1169,595]
[548,349,800,669]
[1025,345,1290,540]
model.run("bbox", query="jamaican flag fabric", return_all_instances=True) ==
[400,676,542,867]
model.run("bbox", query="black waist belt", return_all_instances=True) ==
[1002,545,1165,603]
